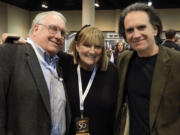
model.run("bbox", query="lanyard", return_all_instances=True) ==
[77,64,97,113]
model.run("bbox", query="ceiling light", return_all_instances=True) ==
[148,1,152,6]
[95,0,100,8]
[42,1,48,9]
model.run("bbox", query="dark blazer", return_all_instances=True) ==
[0,43,71,135]
[114,46,180,135]
[162,40,180,51]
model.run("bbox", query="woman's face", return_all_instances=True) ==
[117,42,124,52]
[76,42,103,70]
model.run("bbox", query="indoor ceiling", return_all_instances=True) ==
[0,0,180,11]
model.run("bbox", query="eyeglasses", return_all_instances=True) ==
[38,24,66,38]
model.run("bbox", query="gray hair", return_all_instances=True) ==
[29,11,66,35]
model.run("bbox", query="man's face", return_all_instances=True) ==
[124,11,158,56]
[33,14,66,56]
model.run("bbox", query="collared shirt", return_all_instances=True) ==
[27,38,66,135]
[44,52,59,69]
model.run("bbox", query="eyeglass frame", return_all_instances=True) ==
[38,23,66,39]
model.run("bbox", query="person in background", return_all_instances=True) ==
[0,11,71,135]
[110,41,126,65]
[175,37,180,45]
[114,3,180,135]
[162,29,180,51]
[58,25,118,135]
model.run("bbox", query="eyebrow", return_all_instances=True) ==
[137,25,146,29]
[50,24,66,34]
[125,27,134,33]
[125,24,146,32]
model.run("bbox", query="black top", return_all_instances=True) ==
[125,53,157,135]
[162,40,180,51]
[58,52,118,135]
[113,52,121,65]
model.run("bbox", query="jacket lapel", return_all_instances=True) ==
[25,44,51,118]
[149,46,171,130]
[115,51,133,135]
[117,51,133,116]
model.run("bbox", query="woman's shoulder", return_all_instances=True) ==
[58,51,73,62]
[108,61,118,70]
[100,61,118,75]
[58,51,73,59]
[57,51,74,67]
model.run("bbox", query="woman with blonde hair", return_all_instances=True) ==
[58,25,118,135]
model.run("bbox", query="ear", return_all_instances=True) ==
[153,26,158,36]
[33,24,39,32]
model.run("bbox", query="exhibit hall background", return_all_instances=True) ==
[0,1,180,41]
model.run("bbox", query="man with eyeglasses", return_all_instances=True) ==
[0,11,71,135]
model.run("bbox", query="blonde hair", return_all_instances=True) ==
[71,26,109,71]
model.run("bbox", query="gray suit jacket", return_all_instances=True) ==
[114,46,180,135]
[0,43,71,135]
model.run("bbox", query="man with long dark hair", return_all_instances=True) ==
[115,3,180,135]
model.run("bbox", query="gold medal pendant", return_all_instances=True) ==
[75,117,90,135]
[76,133,90,135]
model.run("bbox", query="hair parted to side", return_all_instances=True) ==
[70,26,109,71]
[29,11,66,35]
[115,41,126,53]
[119,2,162,42]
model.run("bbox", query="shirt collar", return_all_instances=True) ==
[27,37,59,68]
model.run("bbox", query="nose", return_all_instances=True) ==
[54,31,64,45]
[89,46,95,54]
[133,29,141,39]
[54,31,61,38]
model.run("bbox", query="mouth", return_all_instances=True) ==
[132,39,145,44]
[49,39,61,47]
[85,54,96,59]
